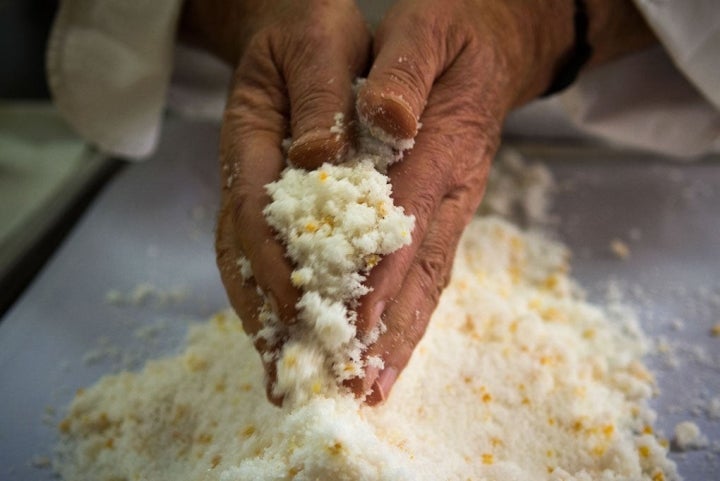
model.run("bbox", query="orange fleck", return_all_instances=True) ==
[59,418,71,433]
[638,445,651,458]
[185,354,208,372]
[242,425,256,438]
[327,441,344,456]
[592,445,607,457]
[543,275,559,290]
[582,329,596,339]
[652,471,665,481]
[481,453,494,465]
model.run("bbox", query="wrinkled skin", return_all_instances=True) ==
[213,0,371,404]
[206,0,655,405]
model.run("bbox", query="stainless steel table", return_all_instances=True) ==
[1,119,718,480]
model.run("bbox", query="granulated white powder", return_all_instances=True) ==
[54,216,678,481]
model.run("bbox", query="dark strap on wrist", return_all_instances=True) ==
[542,0,593,97]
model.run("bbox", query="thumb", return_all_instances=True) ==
[357,10,462,144]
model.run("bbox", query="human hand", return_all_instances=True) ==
[349,0,655,404]
[347,0,585,404]
[207,0,371,402]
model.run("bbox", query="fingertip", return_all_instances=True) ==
[287,130,348,169]
[366,366,398,406]
[357,85,419,142]
[265,380,284,407]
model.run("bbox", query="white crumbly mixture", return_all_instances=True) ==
[55,217,678,481]
[262,158,414,404]
[478,147,556,228]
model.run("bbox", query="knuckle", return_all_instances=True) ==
[291,86,344,127]
[403,185,438,225]
[418,247,451,297]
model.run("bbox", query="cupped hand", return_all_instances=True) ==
[349,0,577,404]
[212,0,371,403]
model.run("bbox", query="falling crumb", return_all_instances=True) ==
[711,323,720,337]
[610,239,631,260]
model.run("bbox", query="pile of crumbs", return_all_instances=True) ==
[54,216,679,480]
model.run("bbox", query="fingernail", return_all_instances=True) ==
[373,301,386,324]
[369,367,398,405]
[288,131,345,167]
[358,89,417,140]
[267,292,279,317]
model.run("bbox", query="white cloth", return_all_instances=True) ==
[47,0,183,159]
[47,0,720,160]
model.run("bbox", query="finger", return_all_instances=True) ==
[221,36,300,324]
[355,44,499,340]
[285,4,371,168]
[356,6,465,142]
[355,192,476,405]
[216,199,285,406]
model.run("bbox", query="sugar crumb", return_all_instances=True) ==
[610,239,631,260]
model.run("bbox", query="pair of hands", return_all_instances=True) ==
[195,0,653,405]
[207,0,573,405]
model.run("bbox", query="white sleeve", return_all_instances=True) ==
[509,1,720,158]
[47,0,183,160]
[634,0,720,111]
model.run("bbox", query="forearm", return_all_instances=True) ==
[504,0,657,106]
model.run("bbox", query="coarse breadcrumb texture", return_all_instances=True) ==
[262,158,414,404]
[54,217,678,481]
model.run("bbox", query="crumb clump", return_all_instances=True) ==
[673,421,708,450]
[260,128,414,404]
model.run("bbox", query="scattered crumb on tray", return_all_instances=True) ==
[610,238,631,260]
[674,421,709,451]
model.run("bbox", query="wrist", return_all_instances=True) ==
[497,0,656,107]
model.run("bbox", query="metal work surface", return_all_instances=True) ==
[0,119,718,479]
